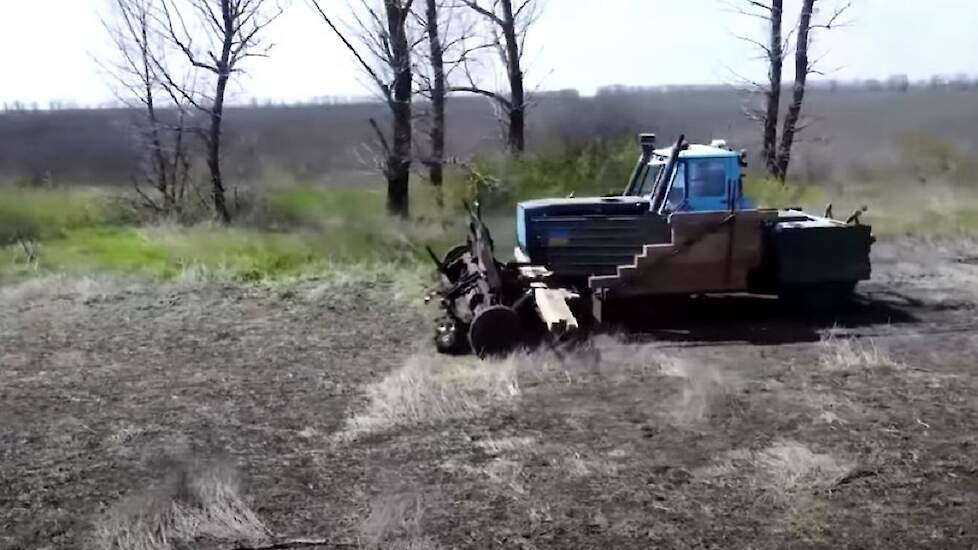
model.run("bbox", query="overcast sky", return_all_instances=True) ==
[0,0,975,107]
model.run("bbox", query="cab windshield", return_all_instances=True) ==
[634,159,665,196]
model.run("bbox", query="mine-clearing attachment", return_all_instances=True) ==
[428,204,581,357]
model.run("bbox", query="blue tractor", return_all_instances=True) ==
[432,134,874,356]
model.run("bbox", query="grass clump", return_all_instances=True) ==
[819,333,899,370]
[340,354,521,439]
[90,459,269,550]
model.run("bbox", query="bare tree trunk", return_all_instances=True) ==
[763,0,783,178]
[386,0,413,218]
[206,98,231,223]
[138,21,173,210]
[207,1,235,224]
[172,108,192,206]
[775,0,815,181]
[310,0,415,219]
[425,0,446,207]
[499,0,525,153]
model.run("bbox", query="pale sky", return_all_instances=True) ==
[0,0,975,107]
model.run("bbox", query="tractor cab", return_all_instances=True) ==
[625,138,753,213]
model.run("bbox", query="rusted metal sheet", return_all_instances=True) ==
[590,210,779,296]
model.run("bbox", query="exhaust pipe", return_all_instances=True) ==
[639,133,657,156]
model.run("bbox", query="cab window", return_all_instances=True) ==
[636,161,664,195]
[664,162,686,211]
[687,159,727,198]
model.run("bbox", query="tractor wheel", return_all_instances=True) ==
[468,305,521,357]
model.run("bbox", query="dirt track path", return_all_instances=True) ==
[2,238,977,549]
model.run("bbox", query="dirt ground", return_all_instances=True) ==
[2,238,978,550]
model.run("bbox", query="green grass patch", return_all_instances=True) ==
[251,185,388,229]
[0,186,117,244]
[0,222,448,281]
[38,227,172,276]
[743,177,825,210]
[0,180,470,280]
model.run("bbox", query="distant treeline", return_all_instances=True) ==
[4,76,977,113]
[2,86,977,186]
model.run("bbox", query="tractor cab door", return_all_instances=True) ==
[660,157,747,215]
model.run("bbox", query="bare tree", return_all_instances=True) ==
[736,0,849,181]
[452,0,541,154]
[101,0,194,214]
[738,0,783,177]
[413,0,476,207]
[310,0,417,218]
[417,0,448,207]
[156,0,282,222]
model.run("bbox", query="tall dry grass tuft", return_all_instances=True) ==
[339,354,521,439]
[754,442,853,492]
[88,459,269,550]
[819,333,899,370]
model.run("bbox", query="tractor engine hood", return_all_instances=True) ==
[516,196,653,273]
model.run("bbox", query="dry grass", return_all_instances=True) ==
[360,492,443,550]
[441,456,528,495]
[785,492,830,544]
[562,451,621,477]
[88,459,269,550]
[0,274,121,305]
[339,354,521,438]
[540,334,677,382]
[698,440,852,493]
[819,333,899,370]
[340,342,703,439]
[755,442,853,492]
[697,441,854,544]
[669,362,731,426]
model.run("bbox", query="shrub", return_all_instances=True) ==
[460,138,636,212]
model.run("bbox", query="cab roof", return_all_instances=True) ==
[653,143,738,159]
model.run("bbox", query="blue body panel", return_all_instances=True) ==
[516,197,659,276]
